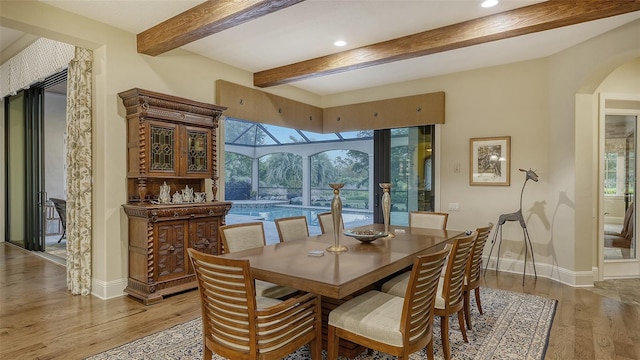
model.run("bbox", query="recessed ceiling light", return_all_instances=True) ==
[481,0,499,8]
[334,40,347,47]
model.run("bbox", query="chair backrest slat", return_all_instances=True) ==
[466,223,494,285]
[401,245,450,345]
[188,249,257,353]
[188,248,322,359]
[442,233,476,308]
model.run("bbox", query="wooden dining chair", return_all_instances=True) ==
[219,222,266,254]
[409,211,448,230]
[274,216,309,242]
[187,248,322,360]
[327,246,450,360]
[219,222,298,299]
[433,232,476,360]
[382,232,476,360]
[381,211,449,295]
[463,223,494,330]
[317,211,344,235]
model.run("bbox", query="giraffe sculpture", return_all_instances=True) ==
[485,168,539,285]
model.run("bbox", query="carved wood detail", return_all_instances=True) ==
[119,88,231,304]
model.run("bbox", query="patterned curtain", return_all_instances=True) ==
[66,47,93,295]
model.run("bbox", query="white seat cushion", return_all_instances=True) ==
[380,271,410,297]
[256,296,283,308]
[329,290,405,347]
[382,272,447,309]
[255,280,298,299]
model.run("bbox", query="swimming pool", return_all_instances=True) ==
[227,205,373,227]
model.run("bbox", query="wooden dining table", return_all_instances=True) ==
[222,223,465,300]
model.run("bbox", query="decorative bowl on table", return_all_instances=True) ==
[343,229,387,243]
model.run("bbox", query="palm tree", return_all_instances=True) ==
[311,152,336,188]
[261,153,302,188]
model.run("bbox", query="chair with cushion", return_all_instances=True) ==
[409,211,448,230]
[463,223,493,330]
[327,246,450,360]
[219,222,298,299]
[219,222,266,254]
[382,232,476,360]
[187,248,322,360]
[317,211,344,235]
[605,202,634,248]
[275,216,309,242]
[49,198,67,243]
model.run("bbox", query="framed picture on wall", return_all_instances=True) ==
[469,136,511,186]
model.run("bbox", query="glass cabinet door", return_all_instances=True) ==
[145,121,212,178]
[148,121,179,176]
[184,126,212,176]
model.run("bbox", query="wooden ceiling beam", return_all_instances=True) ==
[254,0,640,88]
[137,0,305,56]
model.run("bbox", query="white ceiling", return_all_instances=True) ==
[2,0,639,95]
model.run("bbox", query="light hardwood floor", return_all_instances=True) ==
[1,242,639,360]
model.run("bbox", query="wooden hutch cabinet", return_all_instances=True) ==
[119,88,232,305]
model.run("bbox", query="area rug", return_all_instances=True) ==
[86,287,557,360]
[45,241,67,260]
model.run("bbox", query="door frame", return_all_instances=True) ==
[599,92,640,279]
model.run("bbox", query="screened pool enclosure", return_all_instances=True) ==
[223,117,435,225]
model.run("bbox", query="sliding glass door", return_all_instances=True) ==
[4,87,46,251]
[373,125,435,226]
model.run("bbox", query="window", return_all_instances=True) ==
[604,152,618,195]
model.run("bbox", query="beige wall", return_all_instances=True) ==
[1,1,639,296]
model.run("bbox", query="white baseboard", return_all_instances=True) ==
[91,277,127,300]
[483,255,594,287]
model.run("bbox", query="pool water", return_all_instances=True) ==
[228,206,373,227]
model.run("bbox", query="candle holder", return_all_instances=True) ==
[327,183,348,253]
[379,183,395,238]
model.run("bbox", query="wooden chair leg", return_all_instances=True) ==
[427,339,435,360]
[457,310,468,343]
[440,315,451,360]
[312,305,322,360]
[475,287,483,314]
[204,346,212,360]
[327,325,339,360]
[463,290,472,330]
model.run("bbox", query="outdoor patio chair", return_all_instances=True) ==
[49,198,67,243]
